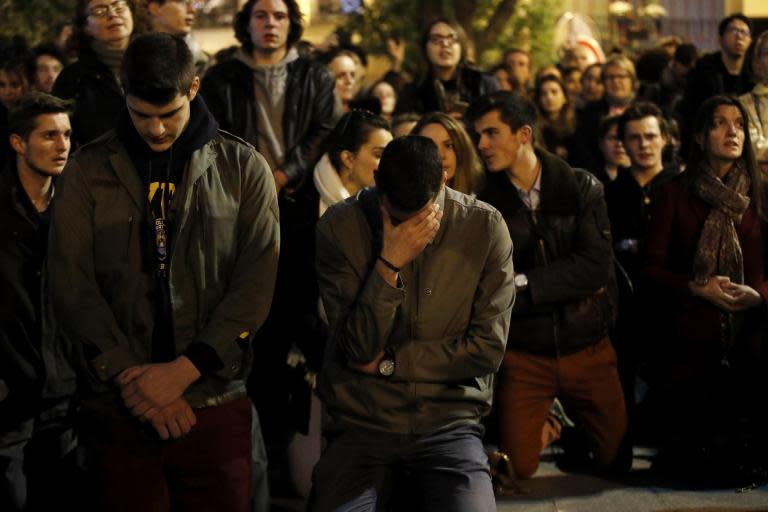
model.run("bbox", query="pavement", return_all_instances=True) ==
[272,447,768,511]
[496,448,768,512]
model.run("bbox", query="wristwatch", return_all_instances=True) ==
[378,352,395,377]
[514,273,529,291]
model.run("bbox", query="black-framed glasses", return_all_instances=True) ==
[428,33,459,46]
[88,0,128,18]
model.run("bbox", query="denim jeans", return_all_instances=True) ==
[309,423,495,512]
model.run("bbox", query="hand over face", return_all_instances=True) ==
[380,201,442,269]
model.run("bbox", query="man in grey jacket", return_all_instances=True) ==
[311,136,515,511]
[48,33,279,511]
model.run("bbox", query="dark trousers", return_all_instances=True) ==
[309,423,495,512]
[82,396,252,512]
[498,338,628,478]
[0,400,78,512]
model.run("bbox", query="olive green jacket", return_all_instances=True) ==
[48,130,279,413]
[316,187,514,434]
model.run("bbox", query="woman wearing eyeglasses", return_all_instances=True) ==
[52,0,137,146]
[396,18,498,118]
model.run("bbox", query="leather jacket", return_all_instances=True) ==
[480,149,617,357]
[201,53,338,187]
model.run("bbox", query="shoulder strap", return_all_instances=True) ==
[357,187,383,267]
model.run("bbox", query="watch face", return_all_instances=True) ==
[378,359,395,377]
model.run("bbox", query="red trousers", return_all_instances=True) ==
[497,338,628,478]
[83,396,252,512]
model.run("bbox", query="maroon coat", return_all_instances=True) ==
[642,176,768,375]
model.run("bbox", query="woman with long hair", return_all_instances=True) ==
[52,0,137,146]
[643,95,768,479]
[534,75,578,162]
[413,111,484,195]
[314,109,393,215]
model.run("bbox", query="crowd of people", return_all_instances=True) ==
[2,0,768,511]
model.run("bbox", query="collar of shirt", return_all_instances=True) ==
[511,167,542,210]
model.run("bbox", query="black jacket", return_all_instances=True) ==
[200,54,337,187]
[0,164,76,425]
[52,47,124,147]
[479,149,617,356]
[395,64,498,115]
[605,165,680,282]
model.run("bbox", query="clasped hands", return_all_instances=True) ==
[689,275,763,312]
[115,356,201,440]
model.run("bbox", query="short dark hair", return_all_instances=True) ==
[617,102,669,142]
[465,90,538,136]
[674,43,698,67]
[375,135,443,213]
[33,43,68,68]
[718,13,751,38]
[121,33,195,105]
[8,92,72,140]
[325,109,390,173]
[598,114,622,140]
[234,0,304,55]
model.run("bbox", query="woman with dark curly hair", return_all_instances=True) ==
[52,0,137,146]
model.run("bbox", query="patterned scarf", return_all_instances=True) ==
[692,160,751,285]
